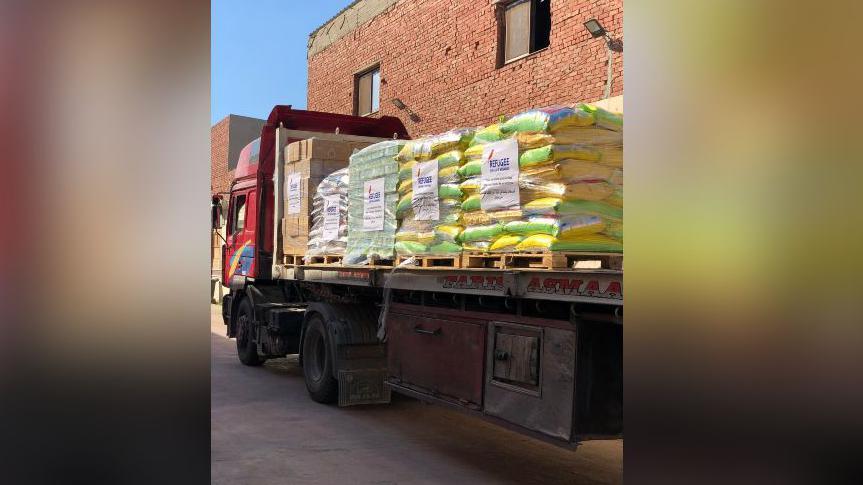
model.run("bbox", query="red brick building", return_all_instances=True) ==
[211,114,266,196]
[307,0,622,136]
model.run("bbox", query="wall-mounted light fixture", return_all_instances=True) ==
[390,98,422,123]
[583,18,622,51]
[583,19,607,38]
[583,18,623,99]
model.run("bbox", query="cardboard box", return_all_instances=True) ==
[286,137,373,164]
[282,216,310,255]
[285,159,346,181]
[281,137,375,257]
[283,216,312,238]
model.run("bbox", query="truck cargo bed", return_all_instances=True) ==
[274,263,622,306]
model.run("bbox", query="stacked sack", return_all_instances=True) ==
[393,129,474,256]
[305,168,349,260]
[344,140,407,265]
[458,104,623,253]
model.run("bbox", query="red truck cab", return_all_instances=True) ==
[221,106,408,288]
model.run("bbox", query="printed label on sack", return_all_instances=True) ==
[411,159,439,221]
[286,172,302,215]
[362,177,385,231]
[322,194,341,242]
[480,138,520,211]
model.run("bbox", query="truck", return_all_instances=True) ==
[215,105,622,445]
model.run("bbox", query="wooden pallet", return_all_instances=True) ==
[395,254,462,269]
[283,253,305,266]
[461,251,623,270]
[367,255,395,267]
[303,254,344,266]
[340,255,395,268]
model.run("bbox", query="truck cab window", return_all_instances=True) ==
[232,194,247,234]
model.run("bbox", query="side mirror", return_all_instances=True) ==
[211,197,223,230]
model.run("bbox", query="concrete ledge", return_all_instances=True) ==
[308,0,400,58]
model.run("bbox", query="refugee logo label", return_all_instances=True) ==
[287,173,302,215]
[362,177,385,231]
[480,138,520,211]
[411,159,439,221]
[322,194,341,242]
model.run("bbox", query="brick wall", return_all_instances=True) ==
[211,116,231,196]
[211,114,266,196]
[307,0,623,136]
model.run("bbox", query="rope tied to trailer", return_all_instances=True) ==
[376,256,418,341]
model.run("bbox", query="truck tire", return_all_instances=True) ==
[302,313,338,404]
[235,298,263,366]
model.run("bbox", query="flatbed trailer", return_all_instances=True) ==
[218,107,622,446]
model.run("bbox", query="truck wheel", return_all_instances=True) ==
[302,314,338,404]
[235,298,263,366]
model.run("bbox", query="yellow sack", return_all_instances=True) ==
[395,231,418,242]
[462,211,493,226]
[460,177,481,195]
[550,127,623,147]
[562,181,615,201]
[414,231,437,244]
[558,159,614,182]
[523,197,562,216]
[520,163,561,181]
[603,221,623,240]
[558,215,606,239]
[516,133,555,149]
[396,129,473,162]
[551,234,622,252]
[515,234,557,252]
[463,241,492,251]
[397,229,436,244]
[439,165,459,180]
[471,124,506,145]
[464,144,485,161]
[397,178,413,194]
[596,146,623,168]
[398,160,416,181]
[462,194,481,212]
[434,225,463,242]
[396,191,413,216]
[490,235,524,252]
[606,187,623,208]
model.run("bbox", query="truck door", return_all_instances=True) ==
[223,188,257,285]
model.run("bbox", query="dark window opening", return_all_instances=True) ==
[230,194,246,235]
[354,66,380,116]
[499,0,551,65]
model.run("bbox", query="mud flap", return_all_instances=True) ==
[335,343,391,406]
[338,369,391,406]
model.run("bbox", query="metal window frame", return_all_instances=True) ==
[353,63,381,117]
[496,0,551,67]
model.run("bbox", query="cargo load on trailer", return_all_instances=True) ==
[305,168,350,262]
[282,137,378,264]
[460,104,623,254]
[394,129,475,257]
[344,140,406,265]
